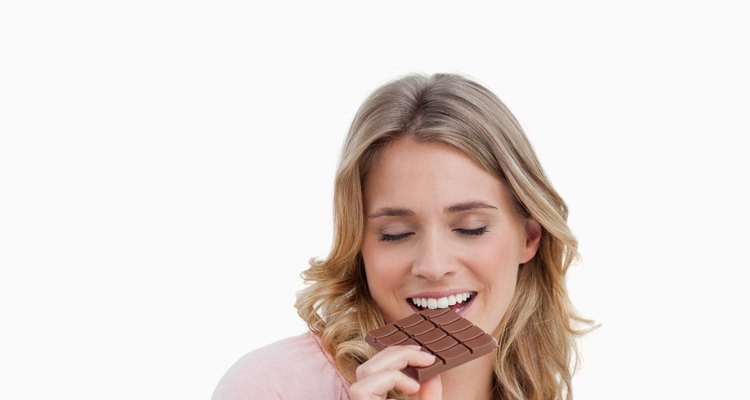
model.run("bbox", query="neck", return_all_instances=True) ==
[439,352,495,400]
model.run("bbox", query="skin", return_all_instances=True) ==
[350,136,541,400]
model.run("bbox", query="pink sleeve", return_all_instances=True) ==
[211,333,351,400]
[211,352,280,400]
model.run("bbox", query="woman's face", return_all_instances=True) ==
[361,137,541,335]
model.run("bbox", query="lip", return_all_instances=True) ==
[407,289,476,299]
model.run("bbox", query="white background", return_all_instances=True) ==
[2,1,749,399]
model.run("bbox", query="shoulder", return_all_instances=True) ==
[211,332,351,400]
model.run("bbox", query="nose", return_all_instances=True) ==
[410,229,456,281]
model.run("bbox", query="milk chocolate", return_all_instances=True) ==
[365,308,497,382]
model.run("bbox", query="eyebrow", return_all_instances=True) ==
[366,201,498,219]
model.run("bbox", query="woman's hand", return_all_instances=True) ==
[350,345,442,400]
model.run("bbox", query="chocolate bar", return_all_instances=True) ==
[365,308,497,382]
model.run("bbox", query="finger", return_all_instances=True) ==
[351,369,420,398]
[356,345,436,381]
[418,374,442,400]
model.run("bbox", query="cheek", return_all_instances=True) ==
[468,236,518,277]
[471,238,521,307]
[471,240,520,331]
[361,240,408,293]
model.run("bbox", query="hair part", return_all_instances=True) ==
[295,73,595,400]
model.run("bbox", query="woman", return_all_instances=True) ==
[212,73,592,400]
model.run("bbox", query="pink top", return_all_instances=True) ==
[211,331,352,400]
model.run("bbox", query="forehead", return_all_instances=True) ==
[363,137,510,211]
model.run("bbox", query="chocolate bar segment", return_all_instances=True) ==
[364,309,498,382]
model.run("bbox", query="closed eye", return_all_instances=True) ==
[378,232,414,242]
[456,227,489,236]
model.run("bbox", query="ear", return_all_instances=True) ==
[520,217,542,264]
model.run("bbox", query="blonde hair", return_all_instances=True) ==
[295,73,593,400]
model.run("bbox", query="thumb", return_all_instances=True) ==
[418,374,442,400]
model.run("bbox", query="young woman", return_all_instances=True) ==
[212,73,592,400]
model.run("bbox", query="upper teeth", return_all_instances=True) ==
[410,292,473,309]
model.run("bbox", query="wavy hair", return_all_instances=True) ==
[295,73,594,400]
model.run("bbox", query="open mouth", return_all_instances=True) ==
[407,291,477,314]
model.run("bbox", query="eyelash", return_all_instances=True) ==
[378,227,489,242]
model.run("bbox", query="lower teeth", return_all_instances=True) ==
[416,304,467,312]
